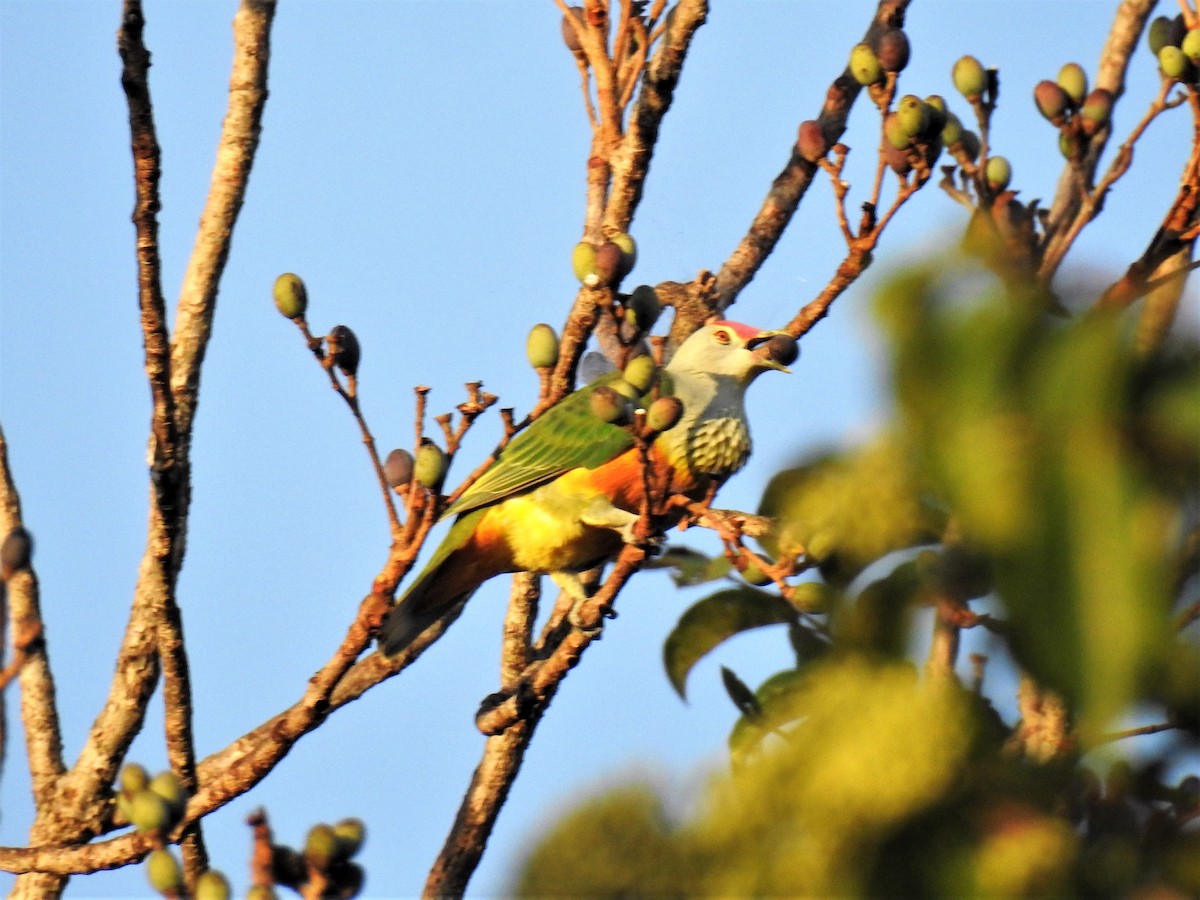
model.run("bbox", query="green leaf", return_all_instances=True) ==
[644,545,733,587]
[663,588,794,700]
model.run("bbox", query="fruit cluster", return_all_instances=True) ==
[1032,62,1113,162]
[261,818,366,899]
[572,233,637,288]
[145,849,231,900]
[1150,13,1200,82]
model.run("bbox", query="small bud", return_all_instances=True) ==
[622,355,657,393]
[525,323,560,369]
[796,119,828,163]
[121,762,150,795]
[572,241,598,283]
[985,155,1012,192]
[952,55,986,100]
[195,870,232,900]
[1033,80,1070,123]
[129,789,173,835]
[0,526,33,576]
[876,28,910,73]
[384,449,414,489]
[589,385,632,425]
[149,771,187,820]
[273,273,308,320]
[1056,62,1087,105]
[625,285,661,332]
[645,396,684,434]
[593,241,624,286]
[328,325,361,377]
[560,6,586,60]
[1159,45,1188,80]
[145,848,184,894]
[611,232,637,279]
[333,817,366,859]
[849,43,883,86]
[305,823,340,870]
[414,440,448,490]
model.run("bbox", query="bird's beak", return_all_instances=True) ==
[747,331,799,374]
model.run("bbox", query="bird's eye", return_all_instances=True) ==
[714,329,731,345]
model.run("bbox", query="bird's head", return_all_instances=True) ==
[666,320,798,385]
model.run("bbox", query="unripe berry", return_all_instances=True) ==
[791,581,836,613]
[952,55,986,100]
[958,129,981,162]
[589,385,631,425]
[1183,28,1200,64]
[1148,16,1178,55]
[145,848,184,894]
[247,887,278,900]
[305,823,339,870]
[622,355,657,393]
[1057,62,1087,105]
[1059,129,1083,161]
[414,440,448,490]
[328,325,360,377]
[921,96,947,136]
[572,241,597,283]
[195,870,232,900]
[1080,88,1114,132]
[273,273,307,320]
[940,111,963,148]
[876,28,910,72]
[645,396,684,433]
[1159,45,1188,80]
[611,232,637,279]
[1033,80,1070,123]
[738,559,773,587]
[121,762,150,795]
[985,155,1012,192]
[383,449,414,489]
[129,789,173,835]
[896,94,928,138]
[796,119,828,163]
[149,771,187,819]
[884,112,911,151]
[849,43,883,86]
[525,323,559,369]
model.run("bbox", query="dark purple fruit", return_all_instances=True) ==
[625,284,661,331]
[876,28,910,73]
[328,325,360,377]
[1034,80,1070,123]
[796,119,828,163]
[561,6,586,60]
[384,449,414,488]
[645,396,684,433]
[1,526,33,576]
[593,241,624,286]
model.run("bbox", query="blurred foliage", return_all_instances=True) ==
[513,259,1200,898]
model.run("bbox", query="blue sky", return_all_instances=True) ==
[1,1,1195,896]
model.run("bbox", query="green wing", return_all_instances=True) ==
[442,371,638,518]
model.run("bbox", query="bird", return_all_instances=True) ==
[378,320,797,656]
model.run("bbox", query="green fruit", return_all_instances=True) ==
[985,155,1012,192]
[383,449,414,489]
[561,6,585,60]
[1159,45,1188,80]
[611,232,636,278]
[247,887,278,900]
[525,323,559,369]
[333,817,366,859]
[896,94,928,137]
[273,273,307,320]
[305,823,339,869]
[1056,62,1087,105]
[1080,88,1113,127]
[625,285,661,331]
[739,559,773,587]
[149,771,187,818]
[791,581,836,613]
[0,526,33,574]
[328,325,360,377]
[1183,28,1200,64]
[1033,80,1070,122]
[645,396,684,433]
[145,848,184,894]
[589,385,631,425]
[195,870,232,900]
[1059,129,1083,160]
[572,241,598,283]
[952,55,986,99]
[884,112,911,151]
[608,377,640,401]
[795,119,828,163]
[849,43,883,86]
[129,789,173,835]
[414,440,448,490]
[622,355,657,393]
[876,28,910,72]
[120,762,150,795]
[940,111,963,147]
[1148,16,1177,55]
